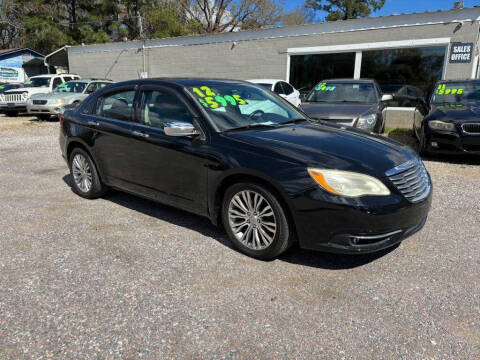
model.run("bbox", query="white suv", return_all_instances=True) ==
[0,74,80,117]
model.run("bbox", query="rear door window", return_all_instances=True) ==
[282,82,294,95]
[273,82,285,95]
[95,89,136,122]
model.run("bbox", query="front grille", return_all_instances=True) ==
[386,158,431,203]
[462,123,480,134]
[3,93,24,103]
[33,100,47,105]
[316,118,355,126]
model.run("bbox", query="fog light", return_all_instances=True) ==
[431,142,439,148]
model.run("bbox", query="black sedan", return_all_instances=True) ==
[59,78,432,260]
[414,79,480,155]
[300,79,393,134]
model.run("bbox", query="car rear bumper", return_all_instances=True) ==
[291,187,432,254]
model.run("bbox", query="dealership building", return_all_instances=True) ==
[52,7,480,125]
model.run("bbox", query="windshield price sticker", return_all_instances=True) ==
[192,86,247,109]
[436,84,464,95]
[315,82,336,92]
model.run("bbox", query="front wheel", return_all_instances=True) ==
[5,111,18,117]
[221,182,294,260]
[69,148,107,199]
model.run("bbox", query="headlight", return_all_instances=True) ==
[308,168,391,197]
[59,98,66,104]
[22,92,29,99]
[429,120,455,131]
[356,114,377,130]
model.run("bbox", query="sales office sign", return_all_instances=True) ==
[449,42,474,63]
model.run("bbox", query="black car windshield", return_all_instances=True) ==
[54,81,87,93]
[25,78,50,88]
[187,83,306,131]
[431,81,480,104]
[307,82,377,103]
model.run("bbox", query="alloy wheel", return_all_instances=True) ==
[228,190,277,250]
[72,154,93,193]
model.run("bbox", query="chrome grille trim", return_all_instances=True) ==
[32,100,48,105]
[386,158,431,203]
[462,123,480,134]
[2,93,25,103]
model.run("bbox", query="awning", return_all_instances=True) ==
[44,45,70,68]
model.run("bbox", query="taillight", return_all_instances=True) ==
[59,115,65,126]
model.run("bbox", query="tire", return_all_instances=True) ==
[69,148,107,199]
[418,133,430,157]
[36,114,51,121]
[5,111,18,117]
[221,182,294,260]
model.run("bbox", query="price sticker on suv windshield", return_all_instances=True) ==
[191,86,247,109]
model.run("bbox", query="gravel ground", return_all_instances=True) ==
[0,116,479,360]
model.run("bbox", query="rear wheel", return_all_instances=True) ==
[221,182,293,260]
[69,148,107,199]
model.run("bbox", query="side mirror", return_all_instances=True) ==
[381,94,393,102]
[164,121,200,137]
[300,93,308,102]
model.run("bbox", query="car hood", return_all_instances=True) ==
[30,92,80,100]
[5,87,48,94]
[225,122,415,177]
[429,103,480,122]
[300,102,376,120]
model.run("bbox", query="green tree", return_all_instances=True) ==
[306,0,386,21]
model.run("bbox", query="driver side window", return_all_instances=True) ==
[52,77,63,89]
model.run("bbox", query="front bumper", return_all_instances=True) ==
[425,128,480,154]
[0,102,27,113]
[292,186,432,254]
[27,103,63,116]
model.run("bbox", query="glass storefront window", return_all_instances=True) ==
[289,52,356,93]
[361,46,446,100]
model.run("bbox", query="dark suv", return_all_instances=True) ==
[59,78,432,260]
[301,79,393,134]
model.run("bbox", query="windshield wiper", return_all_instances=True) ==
[226,123,278,132]
[280,118,308,125]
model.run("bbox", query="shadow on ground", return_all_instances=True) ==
[63,174,399,270]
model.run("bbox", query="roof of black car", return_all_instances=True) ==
[321,79,376,83]
[145,78,248,87]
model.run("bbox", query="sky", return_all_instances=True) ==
[284,0,480,19]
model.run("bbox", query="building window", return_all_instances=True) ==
[361,46,446,95]
[289,52,356,92]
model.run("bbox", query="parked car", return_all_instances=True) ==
[27,79,112,120]
[247,79,301,107]
[300,79,393,133]
[414,79,480,155]
[0,73,80,117]
[60,78,432,260]
[380,84,425,107]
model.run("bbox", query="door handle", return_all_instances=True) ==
[87,120,99,126]
[132,130,150,138]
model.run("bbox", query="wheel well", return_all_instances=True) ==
[66,141,89,162]
[213,174,297,239]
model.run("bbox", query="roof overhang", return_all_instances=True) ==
[45,45,70,68]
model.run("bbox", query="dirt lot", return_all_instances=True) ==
[0,116,479,359]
